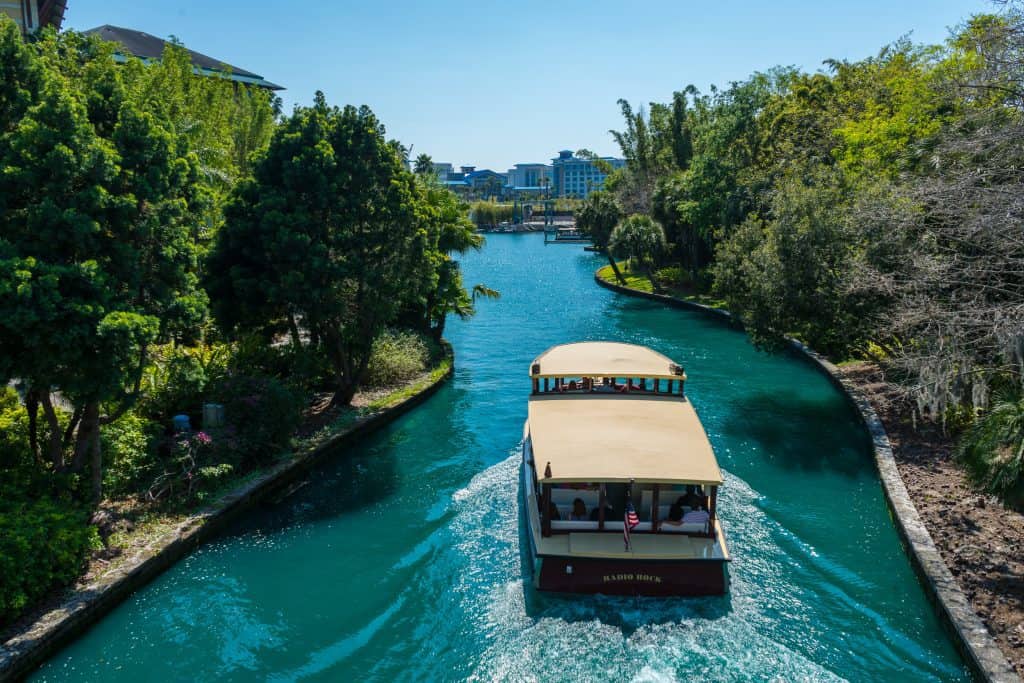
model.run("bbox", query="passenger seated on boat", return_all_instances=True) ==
[681,485,704,510]
[682,507,710,525]
[660,502,685,527]
[570,498,588,521]
[568,380,578,391]
[547,500,561,521]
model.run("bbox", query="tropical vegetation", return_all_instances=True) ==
[0,20,489,625]
[594,3,1024,504]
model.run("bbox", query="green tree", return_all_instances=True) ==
[575,191,625,283]
[957,388,1024,505]
[608,215,667,289]
[0,22,207,499]
[410,175,494,340]
[414,152,434,175]
[207,94,425,405]
[712,165,880,356]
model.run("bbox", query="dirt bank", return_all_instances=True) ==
[840,362,1024,677]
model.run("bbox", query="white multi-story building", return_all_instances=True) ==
[431,163,455,181]
[505,163,552,194]
[550,150,625,199]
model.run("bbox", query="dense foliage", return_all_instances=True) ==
[0,19,486,624]
[601,3,1024,502]
[206,94,484,404]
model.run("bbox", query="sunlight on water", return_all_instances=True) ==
[33,235,968,682]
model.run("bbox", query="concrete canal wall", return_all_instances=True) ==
[0,349,454,682]
[595,273,1019,683]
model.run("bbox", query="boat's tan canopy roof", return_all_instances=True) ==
[527,394,723,485]
[531,342,685,381]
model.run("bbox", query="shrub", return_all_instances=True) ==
[654,266,687,287]
[229,336,334,392]
[208,375,302,465]
[0,387,34,472]
[469,201,514,228]
[145,430,234,503]
[0,495,99,625]
[101,411,163,499]
[139,344,231,421]
[364,330,429,388]
[957,389,1024,508]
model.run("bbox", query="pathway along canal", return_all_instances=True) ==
[35,234,969,681]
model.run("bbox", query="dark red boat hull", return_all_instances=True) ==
[537,556,728,596]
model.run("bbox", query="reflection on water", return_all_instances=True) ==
[34,234,968,682]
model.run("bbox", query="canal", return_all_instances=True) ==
[34,233,968,681]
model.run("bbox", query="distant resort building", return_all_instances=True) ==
[431,162,455,180]
[550,150,625,199]
[2,0,66,34]
[84,25,283,91]
[427,150,624,200]
[506,163,552,197]
[431,164,509,198]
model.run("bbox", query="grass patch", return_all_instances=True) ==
[596,262,728,310]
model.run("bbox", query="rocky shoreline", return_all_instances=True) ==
[840,362,1024,678]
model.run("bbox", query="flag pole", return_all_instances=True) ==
[624,478,637,551]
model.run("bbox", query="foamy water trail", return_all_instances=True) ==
[363,449,961,682]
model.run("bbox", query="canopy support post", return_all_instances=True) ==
[651,484,660,533]
[541,483,552,537]
[598,483,606,531]
[708,486,718,538]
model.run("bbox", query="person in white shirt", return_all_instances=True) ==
[682,507,710,525]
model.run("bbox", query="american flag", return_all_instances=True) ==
[623,499,640,550]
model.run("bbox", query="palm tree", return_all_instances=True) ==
[414,153,434,176]
[957,389,1024,504]
[608,214,667,290]
[576,191,625,284]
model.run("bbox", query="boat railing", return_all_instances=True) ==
[531,376,686,397]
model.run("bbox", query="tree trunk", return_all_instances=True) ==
[288,312,302,349]
[71,401,100,474]
[39,392,64,469]
[325,327,357,407]
[432,314,447,342]
[645,264,661,293]
[331,380,358,407]
[90,421,103,502]
[606,254,626,285]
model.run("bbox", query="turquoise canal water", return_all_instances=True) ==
[34,234,967,682]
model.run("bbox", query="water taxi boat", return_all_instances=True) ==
[520,341,730,596]
[544,226,589,243]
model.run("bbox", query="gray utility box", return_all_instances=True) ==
[203,403,225,429]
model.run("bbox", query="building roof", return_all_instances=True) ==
[531,342,685,381]
[85,25,283,90]
[465,169,505,179]
[527,394,723,485]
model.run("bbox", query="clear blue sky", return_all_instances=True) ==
[64,0,993,171]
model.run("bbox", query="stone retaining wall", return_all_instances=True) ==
[0,350,454,682]
[595,273,1019,683]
